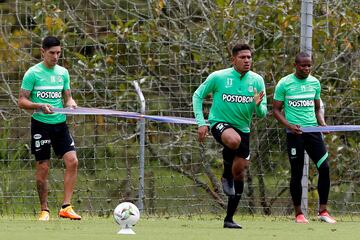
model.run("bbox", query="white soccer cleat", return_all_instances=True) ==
[318,210,336,224]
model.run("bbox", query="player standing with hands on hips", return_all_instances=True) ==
[193,43,267,229]
[273,52,336,224]
[18,36,81,221]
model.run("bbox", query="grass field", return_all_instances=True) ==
[1,215,359,240]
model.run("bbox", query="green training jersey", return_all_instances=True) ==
[193,67,267,133]
[273,73,321,127]
[21,62,71,124]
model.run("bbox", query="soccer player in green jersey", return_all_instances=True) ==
[193,43,267,228]
[273,52,336,224]
[18,36,81,221]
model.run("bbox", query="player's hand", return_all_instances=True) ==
[254,88,264,106]
[40,104,53,114]
[319,124,329,134]
[67,104,77,109]
[66,99,77,109]
[197,125,209,142]
[288,124,302,134]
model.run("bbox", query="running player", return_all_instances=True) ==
[273,52,336,224]
[193,43,267,228]
[18,36,81,221]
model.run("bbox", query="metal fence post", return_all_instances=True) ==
[300,0,313,216]
[133,80,146,212]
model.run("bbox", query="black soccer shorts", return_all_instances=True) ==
[211,122,250,160]
[31,118,76,161]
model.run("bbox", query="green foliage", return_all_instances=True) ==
[0,0,358,215]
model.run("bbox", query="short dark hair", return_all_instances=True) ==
[295,52,311,63]
[42,36,61,50]
[232,43,252,56]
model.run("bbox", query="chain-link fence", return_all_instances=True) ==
[0,0,359,217]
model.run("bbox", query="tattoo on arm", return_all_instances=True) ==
[63,89,72,100]
[19,89,31,99]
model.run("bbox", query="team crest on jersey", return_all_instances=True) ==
[301,85,314,92]
[50,76,62,83]
[248,85,254,92]
[225,78,233,88]
[291,148,296,155]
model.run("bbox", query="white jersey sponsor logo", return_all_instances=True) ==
[288,99,314,107]
[36,91,62,99]
[222,93,254,103]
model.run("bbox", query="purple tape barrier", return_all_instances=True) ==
[141,115,198,124]
[300,125,360,133]
[53,107,140,119]
[52,107,198,125]
[53,108,360,130]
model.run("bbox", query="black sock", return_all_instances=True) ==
[224,195,241,222]
[62,204,70,209]
[222,148,235,179]
[224,181,244,222]
[318,163,330,205]
[41,209,50,213]
[234,180,244,195]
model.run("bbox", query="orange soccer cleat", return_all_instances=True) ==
[59,205,81,220]
[38,210,50,221]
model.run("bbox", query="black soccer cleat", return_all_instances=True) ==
[221,177,235,196]
[223,220,242,229]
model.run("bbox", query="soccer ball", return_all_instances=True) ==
[113,202,140,228]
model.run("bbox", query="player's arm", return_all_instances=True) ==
[315,99,326,126]
[18,88,53,113]
[192,75,216,142]
[62,69,77,108]
[193,88,209,143]
[254,78,267,118]
[273,100,302,134]
[63,89,77,108]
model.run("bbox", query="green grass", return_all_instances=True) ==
[1,215,360,240]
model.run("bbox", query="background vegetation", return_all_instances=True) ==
[0,0,359,217]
